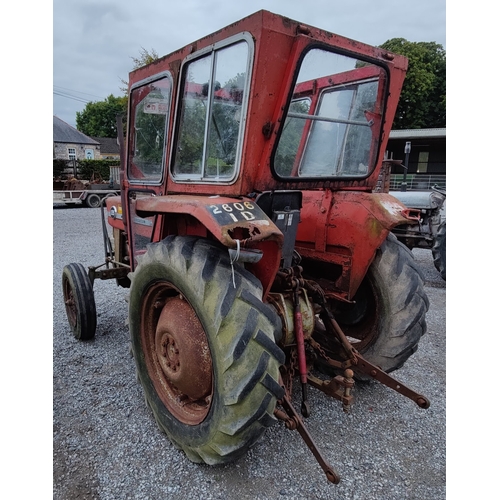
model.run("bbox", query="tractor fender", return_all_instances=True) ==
[296,190,419,300]
[135,194,284,298]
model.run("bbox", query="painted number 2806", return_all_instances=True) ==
[209,202,257,222]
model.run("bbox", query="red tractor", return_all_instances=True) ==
[62,10,430,484]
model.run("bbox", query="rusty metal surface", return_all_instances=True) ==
[62,278,77,329]
[307,370,355,412]
[268,290,315,346]
[140,285,213,425]
[349,354,430,409]
[297,190,418,299]
[135,194,284,296]
[135,194,284,247]
[277,393,340,484]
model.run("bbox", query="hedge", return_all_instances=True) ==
[53,159,121,181]
[78,159,121,181]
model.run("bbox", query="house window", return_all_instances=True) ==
[68,148,76,160]
[417,151,429,173]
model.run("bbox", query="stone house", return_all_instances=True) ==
[53,116,100,160]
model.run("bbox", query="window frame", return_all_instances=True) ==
[170,32,254,185]
[296,77,380,178]
[272,45,389,182]
[126,71,174,186]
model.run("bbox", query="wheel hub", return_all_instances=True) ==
[63,280,77,327]
[155,298,212,401]
[141,286,213,425]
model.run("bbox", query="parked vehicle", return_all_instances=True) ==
[53,168,120,208]
[53,186,120,208]
[61,11,431,485]
[390,186,446,280]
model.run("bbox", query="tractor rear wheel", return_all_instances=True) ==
[432,221,446,280]
[62,263,97,340]
[315,233,429,378]
[128,236,285,464]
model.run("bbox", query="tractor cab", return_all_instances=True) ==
[106,10,410,296]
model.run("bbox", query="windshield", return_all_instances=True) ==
[274,48,387,179]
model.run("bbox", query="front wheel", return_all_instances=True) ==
[315,233,429,377]
[128,236,285,464]
[432,221,446,280]
[62,263,96,340]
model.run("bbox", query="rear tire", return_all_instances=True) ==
[315,233,429,378]
[432,221,446,280]
[128,236,285,464]
[62,263,97,340]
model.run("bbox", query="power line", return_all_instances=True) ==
[53,85,107,106]
[53,91,90,104]
[53,85,104,100]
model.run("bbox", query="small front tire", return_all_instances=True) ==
[62,263,97,340]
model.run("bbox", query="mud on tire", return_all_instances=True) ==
[128,236,285,465]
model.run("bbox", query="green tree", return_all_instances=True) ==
[379,39,446,129]
[131,47,159,69]
[120,47,160,93]
[76,94,127,137]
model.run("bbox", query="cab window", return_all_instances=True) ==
[172,38,251,182]
[128,74,172,183]
[275,49,386,179]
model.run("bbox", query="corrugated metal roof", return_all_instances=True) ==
[389,128,446,139]
[53,116,99,145]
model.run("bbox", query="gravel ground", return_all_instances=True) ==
[53,205,446,500]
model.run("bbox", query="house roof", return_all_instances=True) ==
[53,116,99,145]
[389,128,446,140]
[91,137,120,154]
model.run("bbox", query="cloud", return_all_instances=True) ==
[53,0,446,127]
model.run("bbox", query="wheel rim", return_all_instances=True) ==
[88,195,100,208]
[63,277,77,328]
[140,282,213,425]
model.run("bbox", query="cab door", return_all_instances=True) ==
[124,73,173,269]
